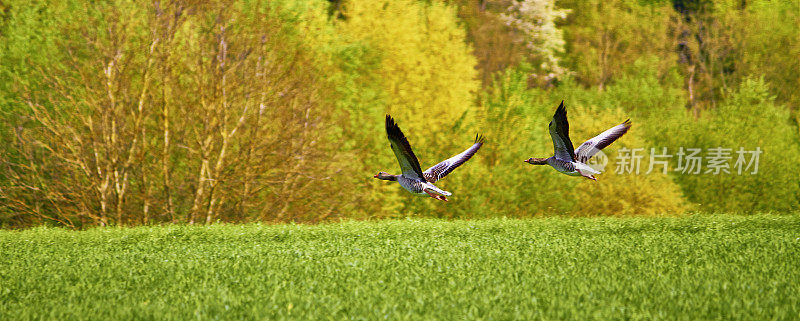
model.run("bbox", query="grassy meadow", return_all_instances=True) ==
[1,214,799,320]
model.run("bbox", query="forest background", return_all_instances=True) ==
[0,0,798,228]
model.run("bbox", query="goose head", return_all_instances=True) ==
[373,172,397,181]
[524,157,549,165]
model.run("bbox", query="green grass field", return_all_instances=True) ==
[1,215,799,320]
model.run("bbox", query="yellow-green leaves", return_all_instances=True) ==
[336,0,479,147]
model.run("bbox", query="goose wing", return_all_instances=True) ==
[385,115,425,180]
[548,101,576,161]
[574,119,632,163]
[423,134,484,183]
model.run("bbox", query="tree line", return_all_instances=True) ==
[1,0,798,228]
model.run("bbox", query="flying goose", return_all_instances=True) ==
[374,115,484,201]
[525,101,631,180]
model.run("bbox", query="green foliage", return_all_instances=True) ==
[559,0,678,88]
[0,0,96,181]
[2,215,799,319]
[602,58,687,126]
[717,0,800,109]
[666,78,800,212]
[336,0,480,146]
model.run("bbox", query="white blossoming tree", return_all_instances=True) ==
[501,0,570,82]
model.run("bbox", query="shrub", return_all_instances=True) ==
[667,78,800,212]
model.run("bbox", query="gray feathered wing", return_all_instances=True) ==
[574,119,632,163]
[423,134,485,183]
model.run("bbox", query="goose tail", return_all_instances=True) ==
[425,184,452,196]
[575,162,602,174]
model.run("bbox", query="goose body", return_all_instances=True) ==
[396,175,451,196]
[545,157,601,177]
[525,101,630,180]
[374,115,484,201]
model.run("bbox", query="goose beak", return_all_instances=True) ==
[523,158,532,164]
[372,174,378,178]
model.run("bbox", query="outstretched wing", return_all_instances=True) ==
[385,115,425,180]
[574,119,632,163]
[423,134,484,183]
[548,101,575,161]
